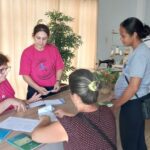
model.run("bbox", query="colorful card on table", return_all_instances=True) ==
[7,133,43,150]
[28,98,65,108]
[0,128,11,143]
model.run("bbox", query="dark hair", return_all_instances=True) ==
[0,53,9,66]
[69,69,99,104]
[120,17,150,39]
[33,24,50,36]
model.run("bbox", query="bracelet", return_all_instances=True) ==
[56,80,60,83]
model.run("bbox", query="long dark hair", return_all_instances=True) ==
[33,24,50,36]
[120,17,150,39]
[69,69,100,104]
[0,53,9,66]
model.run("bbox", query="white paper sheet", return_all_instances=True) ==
[28,99,65,108]
[28,101,45,108]
[44,99,65,106]
[0,117,40,132]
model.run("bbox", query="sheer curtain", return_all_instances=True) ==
[0,0,98,98]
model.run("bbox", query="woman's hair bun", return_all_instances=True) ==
[142,24,150,38]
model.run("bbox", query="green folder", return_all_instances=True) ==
[7,133,43,150]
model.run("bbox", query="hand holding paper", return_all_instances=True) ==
[38,105,58,122]
[26,92,42,104]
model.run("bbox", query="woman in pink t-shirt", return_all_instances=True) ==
[0,53,41,114]
[20,24,64,99]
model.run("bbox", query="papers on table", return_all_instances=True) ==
[38,105,58,122]
[98,101,113,107]
[38,105,54,113]
[45,99,65,106]
[28,98,65,108]
[0,117,40,132]
[28,101,44,108]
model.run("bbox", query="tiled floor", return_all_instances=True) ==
[116,114,150,150]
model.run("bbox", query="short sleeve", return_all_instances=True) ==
[129,52,147,78]
[19,50,32,75]
[5,80,15,98]
[54,47,64,70]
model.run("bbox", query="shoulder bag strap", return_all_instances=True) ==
[78,113,117,150]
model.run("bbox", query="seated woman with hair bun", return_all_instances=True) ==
[32,69,116,150]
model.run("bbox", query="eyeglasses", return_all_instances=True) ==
[0,66,11,74]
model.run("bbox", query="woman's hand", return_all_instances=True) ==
[54,109,75,118]
[10,99,26,112]
[39,115,51,123]
[37,87,49,95]
[27,92,42,104]
[52,81,60,93]
[111,100,120,115]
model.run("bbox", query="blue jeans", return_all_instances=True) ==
[119,99,147,150]
[27,85,56,99]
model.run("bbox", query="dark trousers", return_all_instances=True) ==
[119,99,147,150]
[27,85,56,99]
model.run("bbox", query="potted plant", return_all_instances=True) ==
[93,68,119,95]
[38,11,82,85]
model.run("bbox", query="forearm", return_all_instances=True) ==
[23,75,40,90]
[56,69,63,81]
[0,98,14,114]
[32,117,51,137]
[14,98,26,104]
[115,86,138,107]
[37,117,51,128]
[61,111,76,117]
[32,117,67,144]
